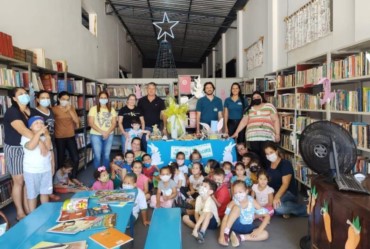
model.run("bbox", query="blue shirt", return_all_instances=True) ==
[266,159,297,196]
[196,96,223,125]
[224,97,247,120]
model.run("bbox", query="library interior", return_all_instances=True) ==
[0,0,370,248]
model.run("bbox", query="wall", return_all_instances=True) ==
[0,0,142,79]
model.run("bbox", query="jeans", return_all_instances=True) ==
[120,128,131,153]
[90,134,114,169]
[274,191,307,217]
[141,126,153,152]
[55,136,79,179]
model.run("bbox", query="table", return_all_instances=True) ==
[147,139,237,167]
[310,176,370,249]
[0,191,133,249]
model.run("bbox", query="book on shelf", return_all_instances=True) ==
[0,32,14,58]
[277,93,295,109]
[277,74,295,88]
[29,48,45,68]
[57,198,88,222]
[31,241,69,249]
[0,178,13,204]
[296,64,327,86]
[88,213,117,230]
[47,216,97,234]
[331,52,370,80]
[89,227,133,249]
[52,60,67,72]
[86,82,96,95]
[279,112,294,130]
[353,156,370,175]
[40,74,57,92]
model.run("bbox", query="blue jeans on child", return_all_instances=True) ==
[274,191,307,217]
[120,128,131,153]
[91,134,114,169]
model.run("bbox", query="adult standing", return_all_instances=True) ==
[88,91,117,169]
[118,94,144,153]
[137,82,166,151]
[4,87,47,220]
[231,91,280,167]
[224,82,247,143]
[263,142,306,217]
[195,82,223,134]
[52,91,80,181]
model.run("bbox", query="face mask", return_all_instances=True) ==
[192,159,200,163]
[216,181,223,187]
[224,170,231,175]
[176,159,184,166]
[114,160,123,165]
[204,166,210,174]
[144,163,151,168]
[60,100,69,107]
[250,164,260,173]
[122,184,134,190]
[99,99,108,105]
[234,192,247,202]
[160,175,171,182]
[199,186,209,197]
[18,94,30,105]
[100,174,110,183]
[266,153,278,163]
[40,99,50,107]
[252,99,262,105]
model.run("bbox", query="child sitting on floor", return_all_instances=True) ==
[92,166,114,190]
[212,168,231,220]
[122,173,150,226]
[183,179,220,243]
[176,151,188,176]
[110,151,134,182]
[219,180,269,247]
[150,166,177,208]
[251,170,274,218]
[231,162,253,196]
[54,160,88,193]
[222,161,233,186]
[132,160,150,200]
[142,154,159,185]
[248,158,262,184]
[204,159,220,179]
[188,149,202,169]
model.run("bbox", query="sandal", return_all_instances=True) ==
[230,231,242,247]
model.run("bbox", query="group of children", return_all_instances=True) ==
[84,147,275,247]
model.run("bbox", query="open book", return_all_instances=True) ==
[57,198,89,222]
[48,217,97,234]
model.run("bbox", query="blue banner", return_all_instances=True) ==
[147,139,237,168]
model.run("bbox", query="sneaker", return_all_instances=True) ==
[230,231,241,247]
[224,232,230,243]
[197,231,205,243]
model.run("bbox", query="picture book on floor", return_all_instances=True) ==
[48,217,97,234]
[87,203,112,216]
[88,213,117,230]
[89,227,133,249]
[31,241,69,249]
[57,198,89,222]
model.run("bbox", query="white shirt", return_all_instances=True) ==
[252,184,274,207]
[21,136,51,173]
[178,165,189,175]
[132,188,147,219]
[174,171,186,187]
[189,175,204,192]
[195,195,220,225]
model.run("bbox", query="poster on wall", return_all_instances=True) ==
[245,37,264,71]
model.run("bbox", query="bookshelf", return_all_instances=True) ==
[0,55,31,209]
[242,77,264,104]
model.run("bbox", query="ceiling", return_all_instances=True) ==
[106,0,248,68]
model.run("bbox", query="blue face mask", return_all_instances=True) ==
[18,94,30,105]
[99,99,108,105]
[114,160,123,165]
[192,159,200,163]
[40,99,50,107]
[144,163,151,168]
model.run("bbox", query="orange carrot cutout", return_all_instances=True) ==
[345,216,361,249]
[320,200,332,242]
[310,186,318,213]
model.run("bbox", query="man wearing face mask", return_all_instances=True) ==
[195,82,223,135]
[231,91,280,168]
[53,91,80,182]
[212,168,231,220]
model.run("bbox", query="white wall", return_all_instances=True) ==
[0,0,142,79]
[226,22,238,63]
[142,68,202,78]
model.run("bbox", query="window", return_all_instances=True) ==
[81,7,97,36]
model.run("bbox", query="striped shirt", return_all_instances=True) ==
[245,103,277,141]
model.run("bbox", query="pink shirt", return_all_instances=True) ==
[92,180,114,190]
[136,174,149,192]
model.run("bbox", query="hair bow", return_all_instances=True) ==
[97,166,106,172]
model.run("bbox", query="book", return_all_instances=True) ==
[31,241,69,249]
[64,241,87,249]
[88,203,112,216]
[98,192,135,204]
[88,213,117,230]
[47,217,97,234]
[57,198,88,222]
[92,190,125,198]
[89,227,133,248]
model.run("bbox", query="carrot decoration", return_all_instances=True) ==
[345,216,361,249]
[310,186,318,213]
[320,200,332,242]
[306,190,312,214]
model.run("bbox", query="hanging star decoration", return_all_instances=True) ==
[153,12,179,41]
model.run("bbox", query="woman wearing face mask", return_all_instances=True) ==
[88,91,117,169]
[4,87,48,220]
[264,142,306,218]
[231,91,280,168]
[53,91,80,182]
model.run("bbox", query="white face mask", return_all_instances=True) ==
[160,175,171,182]
[122,184,134,190]
[234,192,247,202]
[60,100,69,107]
[199,186,209,197]
[266,153,278,163]
[99,99,108,105]
[224,170,231,175]
[176,159,184,166]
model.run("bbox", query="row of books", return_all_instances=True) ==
[277,74,295,88]
[332,120,370,149]
[0,32,14,58]
[296,64,327,86]
[265,95,277,107]
[277,93,295,109]
[0,153,5,176]
[111,100,125,110]
[330,87,370,112]
[0,95,11,116]
[0,179,12,204]
[244,82,254,95]
[106,84,170,98]
[86,98,96,111]
[280,133,294,152]
[0,67,26,88]
[86,82,101,95]
[279,112,294,130]
[353,157,370,175]
[296,117,320,134]
[296,92,324,110]
[295,160,313,187]
[331,52,370,80]
[264,79,275,91]
[75,133,86,150]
